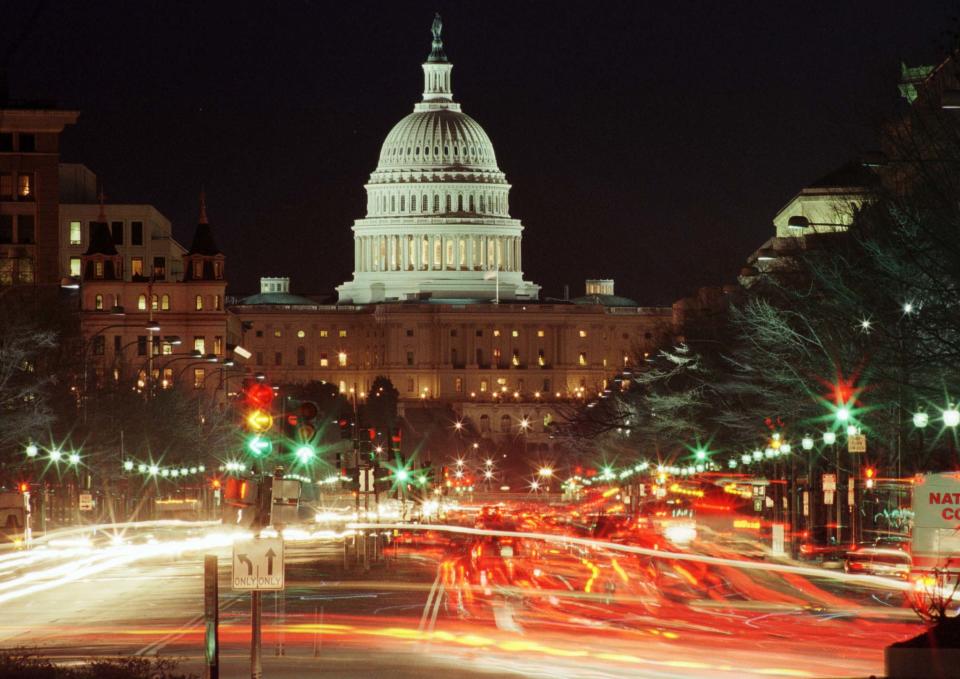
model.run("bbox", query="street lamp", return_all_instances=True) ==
[25,443,38,458]
[943,404,960,428]
[49,449,63,462]
[822,431,837,445]
[913,411,930,429]
[68,452,80,465]
[538,467,553,478]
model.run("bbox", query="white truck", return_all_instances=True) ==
[910,472,960,614]
[0,490,31,546]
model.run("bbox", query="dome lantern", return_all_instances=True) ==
[422,13,454,105]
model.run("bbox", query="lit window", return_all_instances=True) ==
[94,261,104,278]
[17,174,32,199]
[274,328,281,337]
[194,337,205,353]
[131,257,143,277]
[69,257,81,277]
[195,295,203,311]
[151,294,158,311]
[512,350,520,366]
[320,352,329,367]
[162,342,173,356]
[538,350,545,366]
[493,330,501,337]
[493,348,501,361]
[214,261,223,279]
[338,351,348,367]
[138,294,146,310]
[339,330,347,338]
[579,330,587,338]
[455,377,463,393]
[214,336,223,354]
[480,380,488,392]
[297,330,305,338]
[162,367,173,386]
[537,330,545,337]
[319,330,329,338]
[193,368,205,390]
[95,294,103,310]
[603,357,608,367]
[511,330,519,338]
[579,352,587,366]
[624,355,630,365]
[161,294,170,310]
[69,221,81,245]
[214,294,221,310]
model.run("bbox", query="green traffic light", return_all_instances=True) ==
[295,445,315,463]
[396,469,409,482]
[247,435,271,456]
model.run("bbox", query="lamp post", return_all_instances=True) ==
[823,430,839,544]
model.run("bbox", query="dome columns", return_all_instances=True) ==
[353,233,523,275]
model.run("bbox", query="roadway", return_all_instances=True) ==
[0,509,924,678]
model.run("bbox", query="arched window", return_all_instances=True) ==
[422,194,428,213]
[195,295,203,311]
[445,194,451,212]
[469,195,475,212]
[433,195,440,213]
[457,195,463,211]
[400,195,405,212]
[161,294,170,311]
[296,346,306,366]
[500,414,511,433]
[411,195,417,212]
[480,415,490,432]
[151,294,158,311]
[390,195,395,212]
[95,294,103,310]
[137,294,146,311]
[480,195,486,213]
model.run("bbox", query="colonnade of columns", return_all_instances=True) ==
[354,234,522,273]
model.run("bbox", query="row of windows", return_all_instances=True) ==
[254,349,348,368]
[91,334,222,358]
[0,214,35,244]
[373,190,505,216]
[254,328,347,338]
[0,257,34,285]
[70,255,166,279]
[68,220,144,246]
[90,293,222,312]
[384,142,486,161]
[0,133,36,153]
[0,172,34,202]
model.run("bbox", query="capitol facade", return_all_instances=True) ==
[337,16,541,304]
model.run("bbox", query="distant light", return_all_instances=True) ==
[68,452,81,465]
[396,469,409,482]
[123,460,134,471]
[823,431,837,445]
[137,463,147,473]
[903,302,915,315]
[780,443,791,454]
[741,454,752,465]
[846,425,858,437]
[49,449,62,462]
[25,444,38,458]
[859,318,872,332]
[944,405,960,428]
[530,480,541,491]
[728,459,738,468]
[913,411,929,429]
[149,465,160,475]
[836,407,850,422]
[801,436,814,451]
[538,467,553,477]
[752,450,762,461]
[694,448,707,461]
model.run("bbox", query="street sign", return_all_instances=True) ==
[771,524,785,556]
[79,493,94,511]
[359,467,375,493]
[847,435,867,453]
[848,480,855,507]
[803,491,810,517]
[824,490,834,505]
[232,537,284,591]
[822,473,837,491]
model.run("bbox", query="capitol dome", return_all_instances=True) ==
[337,14,540,305]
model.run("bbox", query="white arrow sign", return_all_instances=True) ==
[359,467,375,493]
[232,536,284,591]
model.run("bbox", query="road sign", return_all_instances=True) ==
[771,524,785,556]
[359,467,375,493]
[822,473,837,491]
[847,435,867,453]
[232,537,284,591]
[79,493,94,511]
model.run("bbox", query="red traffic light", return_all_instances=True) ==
[865,467,876,479]
[299,401,319,420]
[286,414,299,427]
[243,382,274,409]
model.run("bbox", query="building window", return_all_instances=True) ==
[193,260,203,279]
[320,352,329,367]
[94,294,103,310]
[480,380,488,393]
[512,350,520,366]
[537,329,545,337]
[92,335,105,356]
[543,379,551,393]
[407,378,414,393]
[161,367,173,387]
[579,352,587,366]
[214,261,223,279]
[406,329,414,337]
[151,336,161,356]
[111,221,124,245]
[131,221,143,245]
[69,257,81,277]
[511,330,519,338]
[161,340,174,355]
[476,329,483,337]
[274,352,282,366]
[455,377,463,393]
[161,294,170,310]
[153,256,165,279]
[480,414,490,432]
[17,215,34,243]
[297,346,306,366]
[493,329,501,337]
[538,349,545,366]
[151,294,158,311]
[297,330,306,339]
[17,174,33,200]
[493,348,501,362]
[69,221,82,245]
[193,336,205,354]
[195,295,203,311]
[338,351,348,367]
[339,329,347,338]
[450,328,458,337]
[406,351,414,366]
[131,257,144,277]
[500,415,511,433]
[137,336,147,356]
[193,368,205,390]
[320,330,329,338]
[0,215,10,243]
[214,336,223,355]
[18,134,35,152]
[579,330,587,338]
[214,294,222,310]
[137,294,146,310]
[0,135,10,152]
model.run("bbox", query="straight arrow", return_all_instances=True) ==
[265,548,277,576]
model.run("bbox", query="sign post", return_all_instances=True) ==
[203,554,219,679]
[233,536,284,679]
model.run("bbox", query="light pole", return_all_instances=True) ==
[823,430,839,544]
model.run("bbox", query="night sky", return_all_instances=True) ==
[5,1,957,304]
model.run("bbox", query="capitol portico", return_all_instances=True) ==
[337,15,540,304]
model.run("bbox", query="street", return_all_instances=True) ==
[0,508,922,678]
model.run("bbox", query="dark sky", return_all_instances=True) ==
[6,1,958,303]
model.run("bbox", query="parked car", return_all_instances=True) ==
[844,546,911,579]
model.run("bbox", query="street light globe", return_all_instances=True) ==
[801,436,814,451]
[123,460,134,471]
[295,446,315,463]
[49,449,62,462]
[728,459,738,469]
[484,470,493,479]
[846,425,858,437]
[836,407,850,423]
[149,465,160,475]
[944,405,960,428]
[530,480,540,491]
[741,454,752,465]
[694,448,707,461]
[823,431,837,445]
[764,448,775,459]
[137,463,147,473]
[752,449,763,461]
[780,443,791,454]
[913,411,930,429]
[25,443,38,458]
[538,467,553,477]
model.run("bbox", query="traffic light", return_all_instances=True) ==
[865,466,876,489]
[338,416,353,440]
[18,482,28,493]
